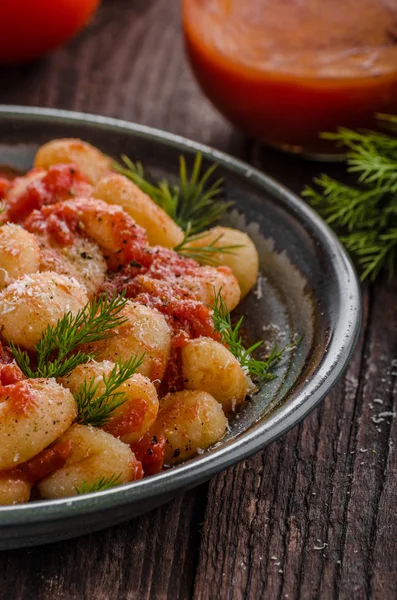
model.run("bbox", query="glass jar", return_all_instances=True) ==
[182,0,397,158]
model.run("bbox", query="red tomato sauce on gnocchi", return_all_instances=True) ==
[7,164,92,223]
[0,137,260,505]
[130,432,166,477]
[17,441,73,485]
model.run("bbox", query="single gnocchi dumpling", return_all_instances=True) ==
[93,174,184,248]
[0,475,31,506]
[38,424,142,499]
[39,238,107,299]
[0,271,88,350]
[181,337,249,413]
[185,226,259,298]
[0,224,41,289]
[34,138,113,184]
[0,378,77,470]
[61,361,159,444]
[152,390,227,464]
[179,264,241,312]
[80,301,171,383]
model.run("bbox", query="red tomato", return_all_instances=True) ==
[0,0,101,63]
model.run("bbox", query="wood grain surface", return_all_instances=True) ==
[0,2,396,599]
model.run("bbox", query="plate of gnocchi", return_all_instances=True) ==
[0,106,360,549]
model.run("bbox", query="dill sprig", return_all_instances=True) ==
[11,292,128,379]
[303,115,397,281]
[75,354,145,427]
[212,290,292,383]
[75,473,122,495]
[174,226,242,266]
[114,153,232,235]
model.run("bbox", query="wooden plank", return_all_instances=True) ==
[194,279,397,600]
[193,290,369,600]
[339,279,397,600]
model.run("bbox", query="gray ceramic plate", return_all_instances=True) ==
[0,106,361,550]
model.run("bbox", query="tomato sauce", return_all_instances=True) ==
[0,342,25,385]
[25,198,86,245]
[108,213,152,270]
[0,174,12,200]
[107,268,218,349]
[107,247,219,345]
[104,398,148,439]
[0,363,25,386]
[18,440,73,485]
[0,168,18,212]
[6,164,91,223]
[0,380,34,414]
[0,441,73,490]
[0,342,32,411]
[160,347,184,394]
[24,194,152,268]
[183,0,397,155]
[0,179,10,199]
[130,432,166,476]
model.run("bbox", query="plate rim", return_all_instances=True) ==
[0,105,361,526]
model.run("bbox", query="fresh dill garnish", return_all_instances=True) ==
[174,226,242,266]
[303,114,397,281]
[11,292,129,379]
[211,289,293,383]
[114,153,233,235]
[75,354,145,427]
[75,473,122,495]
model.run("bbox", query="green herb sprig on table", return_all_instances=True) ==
[303,115,397,281]
[212,290,294,383]
[11,292,129,379]
[75,354,145,427]
[75,473,122,495]
[114,153,233,236]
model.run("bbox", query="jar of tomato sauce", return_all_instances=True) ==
[182,0,397,157]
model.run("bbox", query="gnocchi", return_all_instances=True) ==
[181,337,249,413]
[152,390,227,464]
[61,361,159,444]
[34,138,112,184]
[176,263,241,312]
[79,302,171,383]
[39,238,107,299]
[0,224,40,289]
[0,271,89,350]
[185,226,259,298]
[0,378,77,470]
[94,174,184,248]
[0,136,279,505]
[0,474,31,506]
[38,424,141,499]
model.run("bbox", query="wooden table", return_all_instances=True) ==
[1,2,396,598]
